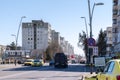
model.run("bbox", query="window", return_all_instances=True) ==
[113,1,118,6]
[104,61,114,73]
[113,19,117,24]
[113,10,118,15]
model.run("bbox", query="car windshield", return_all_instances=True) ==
[34,60,40,62]
[26,60,33,62]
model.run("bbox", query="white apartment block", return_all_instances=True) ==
[22,20,74,59]
[112,0,118,46]
[51,30,60,46]
[106,27,112,56]
[112,0,120,53]
[51,31,74,56]
[22,20,51,54]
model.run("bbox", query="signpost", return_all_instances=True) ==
[88,38,97,74]
[88,38,96,46]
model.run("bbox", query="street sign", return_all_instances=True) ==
[93,46,98,56]
[88,38,96,46]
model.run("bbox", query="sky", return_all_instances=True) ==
[0,0,112,56]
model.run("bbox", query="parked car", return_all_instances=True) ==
[49,60,54,66]
[32,59,44,67]
[96,59,120,80]
[24,59,34,66]
[54,53,68,68]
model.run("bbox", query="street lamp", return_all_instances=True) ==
[16,16,26,49]
[81,17,89,64]
[11,34,17,65]
[81,17,88,38]
[12,16,26,66]
[87,0,104,38]
[87,0,104,74]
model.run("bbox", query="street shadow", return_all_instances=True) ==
[2,64,97,73]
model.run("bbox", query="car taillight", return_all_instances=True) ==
[117,75,120,80]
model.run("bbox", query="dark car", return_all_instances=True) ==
[49,60,54,66]
[54,53,68,68]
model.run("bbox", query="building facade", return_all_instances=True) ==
[112,0,120,54]
[22,20,51,58]
[112,0,118,46]
[106,27,113,56]
[22,20,74,59]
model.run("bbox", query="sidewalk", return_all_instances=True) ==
[78,72,97,80]
[83,72,97,78]
[0,64,23,69]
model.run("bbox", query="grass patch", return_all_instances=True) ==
[85,78,96,80]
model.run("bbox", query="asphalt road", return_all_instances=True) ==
[0,63,95,80]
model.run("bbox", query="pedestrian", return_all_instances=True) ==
[14,59,17,66]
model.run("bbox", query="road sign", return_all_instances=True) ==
[93,46,98,56]
[88,46,98,56]
[88,38,95,46]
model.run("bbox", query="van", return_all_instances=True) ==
[54,53,68,68]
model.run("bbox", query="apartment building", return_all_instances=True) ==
[106,27,112,56]
[51,30,74,56]
[22,20,74,59]
[22,20,51,58]
[112,0,118,46]
[112,0,120,53]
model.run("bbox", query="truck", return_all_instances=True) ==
[54,53,68,68]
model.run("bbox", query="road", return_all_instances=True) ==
[0,63,95,80]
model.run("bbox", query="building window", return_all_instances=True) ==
[113,1,118,6]
[118,20,120,26]
[113,10,118,15]
[113,19,117,24]
[28,42,30,44]
[112,28,118,33]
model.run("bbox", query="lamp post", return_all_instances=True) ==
[16,16,26,49]
[87,0,104,74]
[12,16,26,66]
[87,0,104,38]
[81,17,89,64]
[11,34,17,65]
[81,17,88,38]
